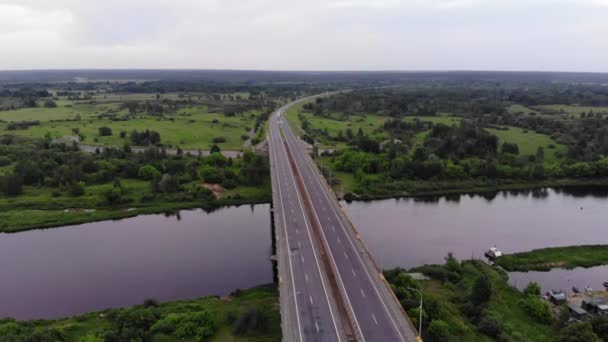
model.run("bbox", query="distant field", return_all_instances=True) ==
[0,102,120,122]
[486,126,566,162]
[1,109,256,150]
[535,104,608,117]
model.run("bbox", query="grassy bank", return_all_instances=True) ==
[386,258,556,341]
[335,176,608,201]
[495,245,608,272]
[0,285,281,341]
[0,184,271,233]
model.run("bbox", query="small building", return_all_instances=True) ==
[549,291,567,305]
[567,303,589,320]
[582,297,608,315]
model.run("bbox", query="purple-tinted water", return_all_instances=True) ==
[0,205,272,320]
[509,266,608,294]
[343,188,608,291]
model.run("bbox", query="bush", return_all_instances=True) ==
[523,282,541,296]
[43,99,57,108]
[0,156,11,166]
[233,308,270,335]
[478,312,503,337]
[98,126,113,136]
[151,311,216,339]
[212,136,227,143]
[471,275,492,305]
[68,181,85,197]
[518,296,552,323]
[0,173,23,196]
[138,165,161,181]
[428,319,450,341]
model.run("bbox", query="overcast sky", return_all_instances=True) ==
[0,0,607,72]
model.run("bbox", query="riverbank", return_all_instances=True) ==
[0,189,271,233]
[496,245,608,272]
[386,258,557,341]
[0,285,281,341]
[340,178,608,201]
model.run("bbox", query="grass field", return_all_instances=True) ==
[0,285,281,341]
[1,110,256,150]
[0,102,120,122]
[486,126,566,162]
[495,245,608,272]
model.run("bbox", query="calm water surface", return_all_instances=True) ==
[344,188,608,290]
[0,205,272,320]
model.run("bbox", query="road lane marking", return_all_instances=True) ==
[371,313,378,325]
[305,273,309,282]
[344,251,349,259]
[309,295,314,305]
[315,321,320,333]
[269,126,303,342]
[352,268,357,277]
[301,255,305,263]
[361,288,366,298]
[298,241,301,249]
[337,237,341,244]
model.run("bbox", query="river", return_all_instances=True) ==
[0,204,273,320]
[343,187,608,292]
[2,187,607,320]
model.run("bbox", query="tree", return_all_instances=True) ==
[471,275,492,305]
[210,144,221,154]
[98,126,113,136]
[43,99,57,108]
[523,282,541,296]
[0,173,23,196]
[501,142,519,155]
[536,146,545,163]
[138,165,161,180]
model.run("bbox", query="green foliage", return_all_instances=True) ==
[518,296,552,324]
[233,308,271,335]
[523,282,541,296]
[138,165,161,181]
[427,319,451,341]
[495,245,608,271]
[471,275,492,305]
[150,310,216,339]
[557,322,601,342]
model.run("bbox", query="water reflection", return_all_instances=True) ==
[343,187,608,270]
[0,205,273,320]
[509,266,608,294]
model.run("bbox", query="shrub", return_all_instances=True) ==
[43,99,57,108]
[478,312,503,337]
[151,311,216,340]
[428,319,450,341]
[523,282,541,296]
[212,136,226,143]
[68,181,85,197]
[518,296,552,323]
[0,156,11,166]
[233,308,270,335]
[98,126,113,136]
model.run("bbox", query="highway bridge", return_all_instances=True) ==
[270,95,419,341]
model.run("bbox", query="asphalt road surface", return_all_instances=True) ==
[270,95,418,341]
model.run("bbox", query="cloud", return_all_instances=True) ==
[0,0,606,71]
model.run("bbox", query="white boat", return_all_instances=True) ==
[485,246,503,259]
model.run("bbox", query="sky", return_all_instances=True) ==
[0,0,607,72]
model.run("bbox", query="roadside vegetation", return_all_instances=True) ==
[495,245,608,272]
[0,285,280,342]
[386,255,608,341]
[286,85,608,198]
